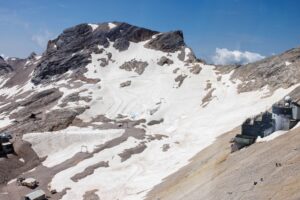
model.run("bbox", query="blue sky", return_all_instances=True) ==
[0,0,300,63]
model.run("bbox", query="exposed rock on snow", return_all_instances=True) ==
[162,144,170,152]
[119,59,148,75]
[32,22,158,84]
[113,37,130,51]
[201,88,216,107]
[189,64,202,74]
[147,118,164,126]
[145,31,185,52]
[83,189,100,200]
[120,80,131,88]
[118,143,147,162]
[174,74,187,87]
[157,56,174,66]
[71,161,109,182]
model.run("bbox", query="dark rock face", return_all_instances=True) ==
[145,31,185,52]
[32,51,91,85]
[4,107,86,134]
[0,88,67,134]
[32,22,159,84]
[113,38,130,51]
[6,88,62,120]
[120,80,131,88]
[157,56,174,66]
[106,22,158,43]
[0,56,13,75]
[119,59,148,75]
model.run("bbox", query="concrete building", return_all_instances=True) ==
[24,190,46,200]
[0,133,14,157]
[232,96,300,152]
[272,96,300,131]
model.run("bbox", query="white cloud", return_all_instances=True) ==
[32,30,53,48]
[212,48,265,65]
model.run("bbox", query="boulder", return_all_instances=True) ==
[157,56,174,66]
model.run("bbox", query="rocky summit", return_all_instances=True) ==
[0,22,300,200]
[32,22,187,84]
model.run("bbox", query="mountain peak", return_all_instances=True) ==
[32,22,192,84]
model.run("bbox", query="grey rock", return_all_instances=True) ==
[120,59,148,75]
[29,22,195,84]
[4,107,86,134]
[106,52,112,60]
[91,47,104,54]
[0,56,13,75]
[189,64,202,74]
[177,48,186,61]
[60,92,91,107]
[118,143,147,162]
[120,80,131,88]
[162,144,170,152]
[106,22,158,43]
[175,74,187,87]
[98,58,108,67]
[147,118,164,126]
[1,88,63,122]
[173,68,180,74]
[113,38,130,51]
[145,31,185,52]
[157,56,174,66]
[32,51,91,85]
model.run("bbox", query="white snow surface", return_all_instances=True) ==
[24,127,125,167]
[0,39,298,200]
[256,130,287,142]
[88,23,99,31]
[108,22,117,29]
[285,61,292,66]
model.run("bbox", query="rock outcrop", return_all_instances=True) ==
[231,47,300,93]
[157,56,174,66]
[145,31,185,52]
[32,22,159,84]
[119,59,148,75]
[0,56,13,75]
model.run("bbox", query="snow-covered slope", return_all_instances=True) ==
[0,22,300,200]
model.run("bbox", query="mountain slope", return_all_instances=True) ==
[146,126,300,200]
[0,22,299,200]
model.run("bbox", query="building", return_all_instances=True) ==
[232,111,274,152]
[272,96,300,131]
[0,133,14,157]
[231,96,300,152]
[24,189,46,200]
